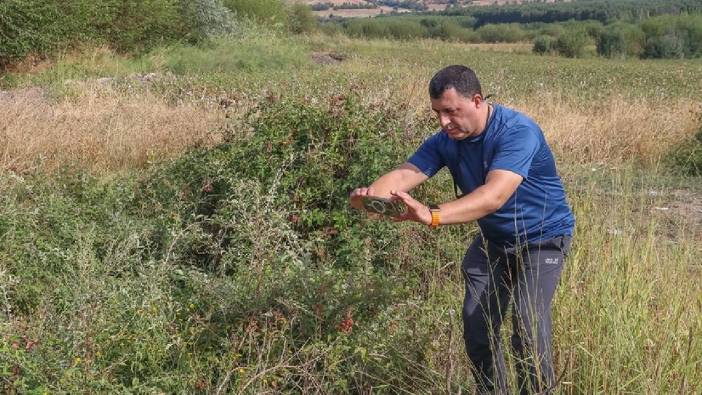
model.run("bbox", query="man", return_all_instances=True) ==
[349,65,575,394]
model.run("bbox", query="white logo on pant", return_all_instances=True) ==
[545,257,559,264]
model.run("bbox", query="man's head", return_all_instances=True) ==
[429,65,489,140]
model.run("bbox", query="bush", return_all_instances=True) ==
[344,17,479,42]
[575,19,604,41]
[641,14,702,58]
[538,23,566,38]
[456,16,478,29]
[0,0,240,66]
[426,20,476,42]
[385,19,426,40]
[288,3,318,34]
[670,125,702,176]
[644,32,686,58]
[532,35,556,54]
[597,22,645,58]
[319,21,344,36]
[346,19,390,39]
[221,0,288,27]
[136,92,423,268]
[97,0,189,52]
[180,0,239,39]
[0,1,110,64]
[676,14,702,57]
[555,29,588,57]
[347,18,427,40]
[0,92,448,391]
[476,23,526,43]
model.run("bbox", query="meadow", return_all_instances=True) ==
[1,27,701,393]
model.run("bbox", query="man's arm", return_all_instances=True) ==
[349,162,429,210]
[390,169,523,225]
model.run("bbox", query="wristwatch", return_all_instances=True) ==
[429,204,440,229]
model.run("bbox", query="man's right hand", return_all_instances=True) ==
[348,162,429,213]
[349,187,376,210]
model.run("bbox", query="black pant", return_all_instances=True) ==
[461,235,571,395]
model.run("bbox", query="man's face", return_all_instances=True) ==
[430,88,484,141]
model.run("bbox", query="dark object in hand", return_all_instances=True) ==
[362,196,407,217]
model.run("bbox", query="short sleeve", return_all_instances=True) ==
[408,132,445,178]
[488,125,540,179]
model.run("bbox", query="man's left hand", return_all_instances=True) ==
[389,190,432,226]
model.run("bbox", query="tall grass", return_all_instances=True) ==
[554,166,702,393]
[0,83,225,174]
[1,66,698,173]
[515,93,700,165]
[158,34,309,75]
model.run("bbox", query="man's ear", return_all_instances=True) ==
[472,93,484,107]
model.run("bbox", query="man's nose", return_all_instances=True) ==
[439,113,450,128]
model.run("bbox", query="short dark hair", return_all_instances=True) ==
[428,65,482,99]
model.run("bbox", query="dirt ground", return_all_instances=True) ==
[653,188,702,227]
[310,52,346,65]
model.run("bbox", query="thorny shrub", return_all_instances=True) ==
[0,92,456,393]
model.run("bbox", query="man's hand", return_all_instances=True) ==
[349,186,376,211]
[389,190,432,226]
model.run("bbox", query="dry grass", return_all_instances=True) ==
[514,93,701,165]
[399,86,700,165]
[0,84,226,174]
[2,79,700,175]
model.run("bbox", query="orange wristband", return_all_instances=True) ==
[429,205,440,229]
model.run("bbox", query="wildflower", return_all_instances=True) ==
[337,309,354,334]
[24,339,37,352]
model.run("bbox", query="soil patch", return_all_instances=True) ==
[64,72,166,88]
[648,187,702,248]
[668,189,702,224]
[0,86,48,105]
[311,52,346,65]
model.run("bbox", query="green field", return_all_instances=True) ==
[1,26,701,393]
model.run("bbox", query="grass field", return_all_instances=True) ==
[1,30,701,393]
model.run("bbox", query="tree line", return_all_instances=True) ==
[324,12,702,59]
[442,0,702,26]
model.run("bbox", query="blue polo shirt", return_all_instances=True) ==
[408,104,575,247]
